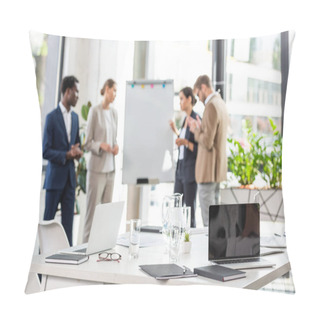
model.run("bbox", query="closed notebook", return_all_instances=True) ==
[194,265,246,282]
[45,253,89,265]
[139,264,197,280]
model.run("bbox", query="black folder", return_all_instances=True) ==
[139,264,197,280]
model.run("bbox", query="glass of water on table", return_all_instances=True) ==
[129,219,141,259]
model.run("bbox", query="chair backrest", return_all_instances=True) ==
[38,220,70,255]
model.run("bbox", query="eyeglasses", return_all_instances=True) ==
[97,251,122,263]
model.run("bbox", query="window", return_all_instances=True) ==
[147,40,212,122]
[226,33,282,141]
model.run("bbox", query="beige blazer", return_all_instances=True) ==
[193,93,228,183]
[84,103,118,173]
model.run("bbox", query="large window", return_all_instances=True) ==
[226,34,282,141]
[147,40,212,120]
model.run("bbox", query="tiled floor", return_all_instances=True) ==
[260,271,295,294]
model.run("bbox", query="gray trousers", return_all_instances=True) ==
[198,182,220,227]
[83,170,115,243]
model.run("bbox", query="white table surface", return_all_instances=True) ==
[29,233,291,290]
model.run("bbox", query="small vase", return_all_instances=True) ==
[181,241,192,254]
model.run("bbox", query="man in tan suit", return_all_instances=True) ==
[188,75,228,226]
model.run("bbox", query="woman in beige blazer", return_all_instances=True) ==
[83,79,119,242]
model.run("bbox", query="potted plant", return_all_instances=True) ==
[222,118,284,222]
[227,120,265,188]
[260,118,282,189]
[181,232,192,254]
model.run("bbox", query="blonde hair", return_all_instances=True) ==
[101,79,116,95]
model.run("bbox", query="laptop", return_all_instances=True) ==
[59,201,124,256]
[208,203,275,270]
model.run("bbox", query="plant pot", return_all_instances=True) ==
[181,241,192,254]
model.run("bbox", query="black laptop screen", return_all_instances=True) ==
[208,203,260,261]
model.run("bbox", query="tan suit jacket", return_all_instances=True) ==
[84,103,118,173]
[194,93,228,183]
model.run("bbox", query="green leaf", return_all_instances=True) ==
[81,101,92,121]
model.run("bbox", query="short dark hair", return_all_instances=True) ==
[193,75,212,90]
[101,79,116,95]
[180,87,197,106]
[61,76,79,95]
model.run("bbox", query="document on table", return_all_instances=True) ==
[117,232,165,247]
[260,235,286,248]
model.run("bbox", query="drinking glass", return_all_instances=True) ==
[169,226,181,262]
[181,206,191,235]
[167,207,184,262]
[162,193,183,252]
[129,219,141,259]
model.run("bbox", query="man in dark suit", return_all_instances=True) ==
[42,76,83,245]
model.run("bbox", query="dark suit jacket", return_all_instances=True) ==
[42,105,80,190]
[176,110,200,183]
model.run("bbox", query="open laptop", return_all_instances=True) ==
[209,203,275,270]
[59,201,124,256]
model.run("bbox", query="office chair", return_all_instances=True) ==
[38,220,70,255]
[25,220,71,293]
[26,220,69,294]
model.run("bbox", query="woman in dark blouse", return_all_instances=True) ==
[169,87,200,228]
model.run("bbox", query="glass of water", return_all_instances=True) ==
[167,207,183,262]
[162,193,183,252]
[129,219,141,259]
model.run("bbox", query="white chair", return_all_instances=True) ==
[35,220,96,291]
[26,220,69,294]
[27,220,70,292]
[38,220,70,255]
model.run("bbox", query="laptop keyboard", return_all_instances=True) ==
[216,258,261,264]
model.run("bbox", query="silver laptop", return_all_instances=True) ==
[209,203,275,270]
[59,201,124,255]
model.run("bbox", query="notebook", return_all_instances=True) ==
[139,264,197,280]
[194,265,246,282]
[208,203,275,270]
[59,201,124,256]
[45,253,89,265]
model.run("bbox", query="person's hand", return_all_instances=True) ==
[195,115,201,127]
[187,116,201,133]
[74,148,83,160]
[187,117,197,133]
[66,143,83,160]
[112,144,119,156]
[175,138,188,147]
[100,142,112,152]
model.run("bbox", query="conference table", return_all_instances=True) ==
[29,232,291,291]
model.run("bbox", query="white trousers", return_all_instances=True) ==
[83,170,115,243]
[198,182,220,227]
